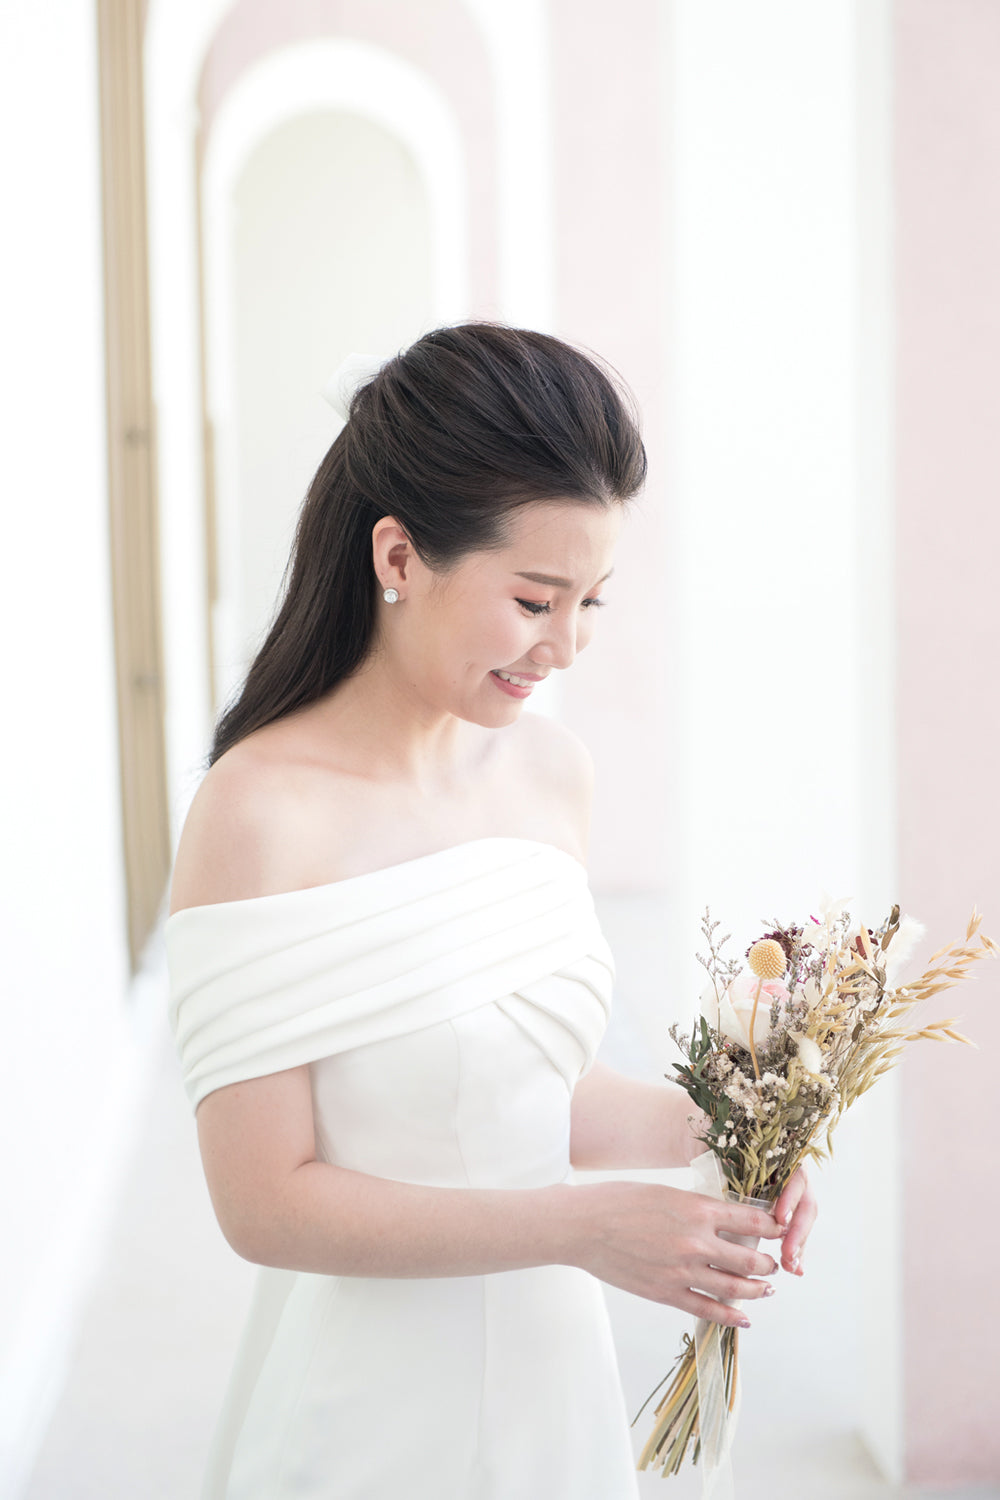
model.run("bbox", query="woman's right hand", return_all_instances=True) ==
[567,1180,785,1327]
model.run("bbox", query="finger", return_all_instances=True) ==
[717,1202,786,1241]
[706,1244,779,1279]
[691,1191,783,1240]
[783,1236,804,1275]
[782,1192,818,1274]
[773,1168,807,1229]
[674,1289,754,1329]
[692,1267,776,1304]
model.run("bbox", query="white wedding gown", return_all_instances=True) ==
[167,837,640,1499]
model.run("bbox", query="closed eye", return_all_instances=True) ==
[516,597,606,616]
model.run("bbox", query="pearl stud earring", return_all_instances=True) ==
[383,587,399,604]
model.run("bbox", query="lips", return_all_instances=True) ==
[490,670,538,699]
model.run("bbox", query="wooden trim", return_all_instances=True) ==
[96,0,171,969]
[194,126,220,715]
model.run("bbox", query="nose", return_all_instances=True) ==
[533,611,578,671]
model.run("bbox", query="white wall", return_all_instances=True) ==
[217,110,434,693]
[0,2,165,1492]
[668,0,865,962]
[663,0,899,1476]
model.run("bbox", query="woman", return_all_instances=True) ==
[167,322,815,1499]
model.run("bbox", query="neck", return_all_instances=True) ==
[306,650,487,789]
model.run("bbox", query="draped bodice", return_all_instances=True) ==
[165,838,614,1190]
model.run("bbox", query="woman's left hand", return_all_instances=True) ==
[772,1166,817,1275]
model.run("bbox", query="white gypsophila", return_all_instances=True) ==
[723,1080,758,1116]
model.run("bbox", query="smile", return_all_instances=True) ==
[490,670,537,700]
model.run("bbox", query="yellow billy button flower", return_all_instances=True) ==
[747,939,787,980]
[745,939,787,1079]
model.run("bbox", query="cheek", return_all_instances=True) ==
[427,603,521,679]
[577,609,600,650]
[481,605,531,659]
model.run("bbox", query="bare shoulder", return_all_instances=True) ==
[504,712,595,852]
[512,711,594,785]
[168,732,339,915]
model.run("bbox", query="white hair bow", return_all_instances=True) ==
[322,351,386,421]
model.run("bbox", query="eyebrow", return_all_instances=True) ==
[514,569,615,589]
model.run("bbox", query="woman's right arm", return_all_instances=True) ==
[196,1065,784,1329]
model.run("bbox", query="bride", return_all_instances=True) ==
[167,321,816,1498]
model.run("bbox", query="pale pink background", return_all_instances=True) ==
[896,0,1000,1482]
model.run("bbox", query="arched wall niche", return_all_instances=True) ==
[199,36,468,705]
[196,0,499,313]
[202,66,440,700]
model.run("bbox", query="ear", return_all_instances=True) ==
[371,517,414,595]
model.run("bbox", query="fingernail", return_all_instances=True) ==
[762,1285,775,1298]
[791,1252,800,1271]
[738,1318,751,1329]
[769,1260,780,1275]
[781,1209,792,1227]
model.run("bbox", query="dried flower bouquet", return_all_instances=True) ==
[636,896,996,1480]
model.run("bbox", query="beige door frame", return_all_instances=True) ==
[97,0,171,969]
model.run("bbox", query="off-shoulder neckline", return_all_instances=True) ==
[164,836,586,927]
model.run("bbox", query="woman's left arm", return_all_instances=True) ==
[569,1060,818,1274]
[569,1061,707,1172]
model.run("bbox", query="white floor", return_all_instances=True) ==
[22,897,999,1500]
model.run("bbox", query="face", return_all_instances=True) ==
[374,499,622,726]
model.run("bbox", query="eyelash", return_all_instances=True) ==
[515,598,605,617]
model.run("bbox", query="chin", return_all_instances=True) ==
[454,688,524,729]
[464,703,523,730]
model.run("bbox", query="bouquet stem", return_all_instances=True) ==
[636,1323,739,1474]
[636,1183,773,1477]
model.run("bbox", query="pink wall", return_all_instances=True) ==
[549,0,671,891]
[197,0,500,313]
[896,0,1000,1482]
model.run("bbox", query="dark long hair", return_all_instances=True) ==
[209,321,647,765]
